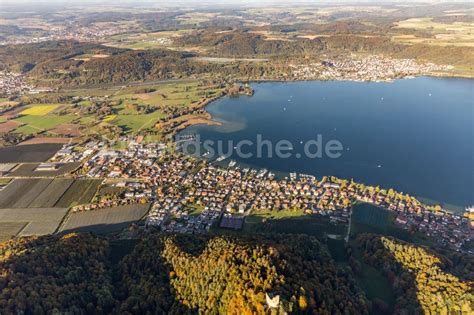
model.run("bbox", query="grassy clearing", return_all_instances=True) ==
[350,204,412,241]
[143,134,163,142]
[247,208,306,221]
[349,203,434,247]
[350,243,396,312]
[112,81,213,109]
[187,203,205,217]
[113,111,165,133]
[12,125,42,134]
[108,239,140,264]
[326,238,347,263]
[14,115,76,133]
[241,208,346,237]
[352,203,394,229]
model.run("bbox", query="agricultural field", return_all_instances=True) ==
[48,123,82,137]
[20,104,61,116]
[18,136,73,145]
[0,178,11,186]
[13,114,76,134]
[0,179,52,208]
[393,17,474,47]
[0,80,223,139]
[0,120,21,133]
[0,208,69,237]
[28,179,74,208]
[103,30,191,50]
[8,162,80,177]
[0,222,27,242]
[0,178,99,209]
[0,143,62,163]
[112,81,221,109]
[55,179,102,208]
[10,179,53,208]
[112,112,165,133]
[58,203,150,234]
[103,81,223,134]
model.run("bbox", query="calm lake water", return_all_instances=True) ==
[181,78,474,210]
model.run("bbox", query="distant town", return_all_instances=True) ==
[291,56,450,82]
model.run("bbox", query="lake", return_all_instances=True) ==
[180,78,474,210]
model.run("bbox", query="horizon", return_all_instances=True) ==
[1,0,469,6]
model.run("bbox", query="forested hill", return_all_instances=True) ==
[1,232,473,314]
[118,234,368,314]
[2,35,472,87]
[0,41,125,73]
[0,233,369,314]
[354,234,474,314]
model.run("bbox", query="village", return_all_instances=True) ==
[291,56,450,82]
[0,71,38,95]
[50,139,473,253]
[0,23,126,46]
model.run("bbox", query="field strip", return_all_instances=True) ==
[15,179,53,208]
[0,208,69,236]
[54,208,72,234]
[0,221,28,242]
[58,203,151,234]
[138,117,158,132]
[22,124,44,131]
[28,179,75,208]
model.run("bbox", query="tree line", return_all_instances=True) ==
[0,233,369,314]
[353,233,473,314]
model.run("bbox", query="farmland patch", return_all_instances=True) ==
[20,104,60,116]
[0,143,62,163]
[8,162,80,177]
[55,179,102,208]
[0,222,27,242]
[0,179,50,208]
[48,124,82,137]
[19,137,72,145]
[59,203,150,234]
[0,208,68,236]
[14,115,76,133]
[10,179,52,208]
[28,179,74,208]
[0,120,21,133]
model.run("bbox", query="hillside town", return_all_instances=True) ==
[0,24,127,46]
[52,140,473,253]
[0,71,36,95]
[291,56,450,81]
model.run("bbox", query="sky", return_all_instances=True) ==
[0,0,455,4]
[0,0,463,11]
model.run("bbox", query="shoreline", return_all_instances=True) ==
[177,78,471,214]
[50,69,474,93]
